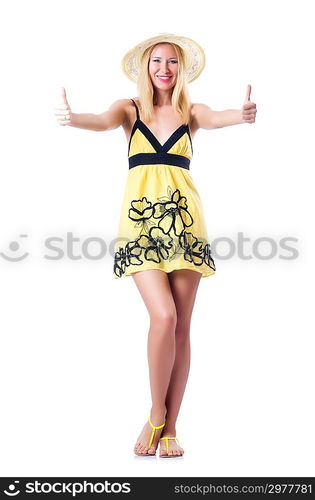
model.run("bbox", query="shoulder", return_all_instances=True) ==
[190,102,212,118]
[189,103,203,125]
[189,102,216,131]
[107,98,135,126]
[189,103,205,133]
[110,98,132,113]
[108,98,131,108]
[107,98,131,118]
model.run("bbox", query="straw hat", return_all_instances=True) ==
[121,33,206,83]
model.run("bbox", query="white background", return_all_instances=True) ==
[0,0,314,477]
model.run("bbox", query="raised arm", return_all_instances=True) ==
[54,87,129,132]
[192,85,257,130]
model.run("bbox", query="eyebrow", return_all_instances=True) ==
[151,56,178,59]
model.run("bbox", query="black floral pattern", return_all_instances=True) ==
[114,186,216,278]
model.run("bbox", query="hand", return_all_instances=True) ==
[241,84,257,124]
[54,87,72,125]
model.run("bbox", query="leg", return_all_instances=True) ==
[160,269,202,456]
[132,269,177,455]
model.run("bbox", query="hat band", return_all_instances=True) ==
[128,152,190,170]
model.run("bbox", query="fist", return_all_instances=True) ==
[241,85,257,124]
[54,87,72,125]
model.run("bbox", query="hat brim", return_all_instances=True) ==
[121,33,206,83]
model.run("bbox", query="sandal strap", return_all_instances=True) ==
[159,436,179,453]
[147,416,166,449]
[148,416,165,430]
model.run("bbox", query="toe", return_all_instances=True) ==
[159,444,167,457]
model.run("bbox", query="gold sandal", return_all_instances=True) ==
[159,436,182,458]
[135,416,165,456]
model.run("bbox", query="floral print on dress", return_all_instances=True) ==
[114,186,215,278]
[152,189,193,236]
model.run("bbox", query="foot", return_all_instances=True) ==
[134,408,166,456]
[159,432,184,457]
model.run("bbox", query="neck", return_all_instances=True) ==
[153,90,173,107]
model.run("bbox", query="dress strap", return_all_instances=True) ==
[130,98,140,121]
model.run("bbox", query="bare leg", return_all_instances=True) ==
[132,270,177,455]
[159,269,202,457]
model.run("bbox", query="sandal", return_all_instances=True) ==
[159,436,182,458]
[135,415,165,456]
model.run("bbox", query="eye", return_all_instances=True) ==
[152,59,178,64]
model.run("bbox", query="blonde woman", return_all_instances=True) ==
[55,33,257,458]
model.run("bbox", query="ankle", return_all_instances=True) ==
[150,405,167,424]
[161,426,176,436]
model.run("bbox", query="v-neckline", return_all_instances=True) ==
[137,118,188,150]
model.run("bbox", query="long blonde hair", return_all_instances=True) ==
[136,43,191,124]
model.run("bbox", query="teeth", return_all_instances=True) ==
[158,76,171,80]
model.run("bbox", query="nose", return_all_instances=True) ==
[160,61,171,73]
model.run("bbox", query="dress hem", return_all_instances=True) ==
[114,266,216,279]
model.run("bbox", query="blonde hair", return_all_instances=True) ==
[136,42,191,124]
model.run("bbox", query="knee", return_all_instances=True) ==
[150,308,177,331]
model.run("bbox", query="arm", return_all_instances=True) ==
[70,99,129,132]
[192,85,257,130]
[213,109,244,128]
[192,103,243,129]
[55,88,129,132]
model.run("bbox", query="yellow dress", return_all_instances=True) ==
[113,99,216,279]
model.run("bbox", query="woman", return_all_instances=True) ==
[54,33,257,458]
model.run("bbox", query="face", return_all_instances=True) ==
[148,43,179,89]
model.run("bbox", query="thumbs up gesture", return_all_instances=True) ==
[54,87,72,125]
[241,85,257,124]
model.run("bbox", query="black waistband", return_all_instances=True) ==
[128,153,190,170]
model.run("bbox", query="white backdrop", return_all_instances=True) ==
[0,0,314,477]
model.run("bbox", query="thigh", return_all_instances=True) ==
[131,270,176,320]
[168,270,202,322]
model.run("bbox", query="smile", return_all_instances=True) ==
[157,76,172,81]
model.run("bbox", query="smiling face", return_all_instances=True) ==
[148,43,179,90]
